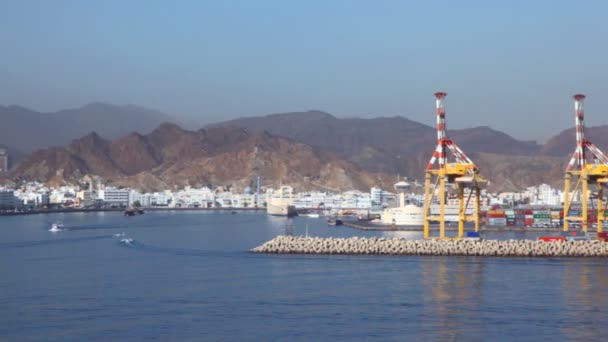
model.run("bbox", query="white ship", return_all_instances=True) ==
[429,204,475,222]
[381,181,424,226]
[266,186,297,217]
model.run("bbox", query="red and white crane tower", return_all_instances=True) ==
[423,92,487,239]
[563,94,608,232]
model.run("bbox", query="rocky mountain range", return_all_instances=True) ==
[2,104,608,192]
[5,123,394,192]
[211,110,608,190]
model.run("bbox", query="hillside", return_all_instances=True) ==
[7,123,394,192]
[212,111,541,156]
[210,112,557,190]
[5,104,608,192]
[541,125,608,157]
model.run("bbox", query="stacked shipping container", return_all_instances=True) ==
[483,208,606,227]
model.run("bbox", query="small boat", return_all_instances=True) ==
[327,218,343,226]
[49,223,64,232]
[124,208,145,216]
[305,213,320,218]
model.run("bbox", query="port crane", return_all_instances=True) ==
[563,94,608,233]
[423,92,487,239]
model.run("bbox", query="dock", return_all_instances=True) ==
[342,220,562,232]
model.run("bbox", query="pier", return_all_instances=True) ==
[342,220,562,232]
[251,236,608,257]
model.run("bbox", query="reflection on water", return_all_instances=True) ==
[266,215,294,235]
[421,257,484,340]
[381,231,423,239]
[561,260,608,340]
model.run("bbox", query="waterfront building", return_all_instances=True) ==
[102,187,130,207]
[0,189,18,209]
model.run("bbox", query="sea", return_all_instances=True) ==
[1,210,607,341]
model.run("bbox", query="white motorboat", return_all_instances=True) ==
[49,223,64,232]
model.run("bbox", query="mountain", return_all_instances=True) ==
[6,104,608,192]
[0,103,174,156]
[541,125,608,157]
[212,111,541,156]
[210,111,548,188]
[6,123,394,192]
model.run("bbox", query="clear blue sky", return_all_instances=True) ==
[1,0,607,141]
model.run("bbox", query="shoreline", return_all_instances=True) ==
[0,207,264,217]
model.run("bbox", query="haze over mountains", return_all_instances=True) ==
[0,103,174,154]
[2,103,608,191]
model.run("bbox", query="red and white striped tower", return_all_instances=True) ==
[435,92,447,168]
[563,94,608,233]
[566,94,587,171]
[426,92,477,172]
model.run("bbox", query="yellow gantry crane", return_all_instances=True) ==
[423,92,488,239]
[563,94,608,233]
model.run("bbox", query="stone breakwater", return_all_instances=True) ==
[251,236,608,257]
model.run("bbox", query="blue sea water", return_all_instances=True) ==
[1,211,607,341]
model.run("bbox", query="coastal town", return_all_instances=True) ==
[0,178,586,218]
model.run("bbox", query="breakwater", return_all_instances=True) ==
[251,236,608,257]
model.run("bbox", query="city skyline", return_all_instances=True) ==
[1,0,607,141]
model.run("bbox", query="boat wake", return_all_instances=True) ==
[0,235,113,250]
[62,224,132,231]
[114,238,235,258]
[119,238,135,246]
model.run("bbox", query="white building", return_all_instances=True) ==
[174,186,216,207]
[103,187,130,206]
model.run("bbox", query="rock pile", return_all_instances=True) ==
[251,236,608,257]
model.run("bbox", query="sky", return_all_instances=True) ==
[1,0,607,141]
